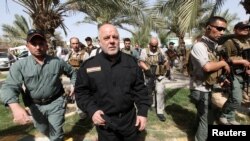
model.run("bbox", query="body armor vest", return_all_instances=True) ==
[205,49,221,85]
[190,39,221,86]
[145,48,166,75]
[68,50,85,69]
[231,38,250,61]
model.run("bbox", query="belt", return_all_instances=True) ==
[107,107,135,118]
[32,93,62,105]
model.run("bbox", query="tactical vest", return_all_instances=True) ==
[68,50,85,69]
[231,39,250,60]
[145,48,167,76]
[166,48,177,61]
[205,49,221,85]
[121,48,133,55]
[189,40,221,86]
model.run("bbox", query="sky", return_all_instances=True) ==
[0,0,249,43]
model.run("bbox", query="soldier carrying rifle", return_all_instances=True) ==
[139,37,168,122]
[219,21,250,125]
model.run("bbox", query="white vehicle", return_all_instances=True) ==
[0,52,13,70]
[9,45,28,56]
[17,50,29,60]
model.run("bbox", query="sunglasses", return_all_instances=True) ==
[150,44,158,48]
[209,25,227,32]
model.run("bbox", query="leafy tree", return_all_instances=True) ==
[156,0,226,33]
[2,14,31,46]
[70,0,148,33]
[12,0,74,42]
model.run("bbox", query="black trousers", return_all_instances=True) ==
[96,108,140,141]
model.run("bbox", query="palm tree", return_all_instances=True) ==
[153,0,215,44]
[2,14,65,47]
[241,0,250,15]
[132,23,151,48]
[70,0,148,33]
[156,0,227,33]
[12,0,74,42]
[2,14,31,46]
[153,0,240,45]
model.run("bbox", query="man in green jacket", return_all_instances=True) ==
[0,29,76,141]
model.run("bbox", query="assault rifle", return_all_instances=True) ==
[146,65,157,93]
[217,34,236,45]
[145,65,157,111]
[217,50,234,90]
[218,34,250,97]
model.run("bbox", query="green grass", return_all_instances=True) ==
[0,73,7,80]
[64,88,197,141]
[0,88,249,141]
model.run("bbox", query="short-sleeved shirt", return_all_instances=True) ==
[0,55,76,105]
[189,36,218,92]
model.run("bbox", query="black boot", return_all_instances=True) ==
[165,70,170,79]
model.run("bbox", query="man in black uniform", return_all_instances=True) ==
[75,23,151,141]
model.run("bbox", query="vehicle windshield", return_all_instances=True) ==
[0,52,8,58]
[18,51,28,58]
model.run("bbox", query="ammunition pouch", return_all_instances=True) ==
[158,54,165,65]
[68,58,82,67]
[205,70,222,86]
[156,65,167,76]
[242,48,250,61]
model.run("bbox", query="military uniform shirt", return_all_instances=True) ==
[75,51,151,118]
[0,55,76,105]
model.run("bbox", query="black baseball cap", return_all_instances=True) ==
[234,22,250,29]
[85,37,92,41]
[26,29,46,42]
[169,42,175,45]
